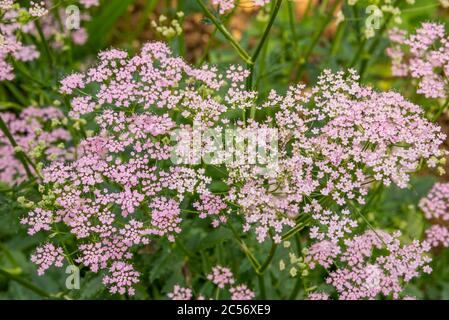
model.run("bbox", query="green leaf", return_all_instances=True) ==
[0,101,23,111]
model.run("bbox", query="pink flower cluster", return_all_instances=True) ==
[167,285,193,300]
[306,240,341,269]
[79,0,99,8]
[425,224,449,248]
[387,23,449,99]
[0,6,40,81]
[229,284,256,300]
[307,230,431,300]
[102,261,140,296]
[229,69,444,244]
[207,265,235,288]
[193,193,227,227]
[0,106,71,185]
[419,182,449,221]
[30,243,65,276]
[308,292,330,300]
[168,265,254,300]
[21,41,445,295]
[211,0,235,14]
[419,182,449,249]
[0,1,99,81]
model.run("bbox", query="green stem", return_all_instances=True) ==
[281,216,312,240]
[432,97,449,122]
[3,82,28,106]
[34,20,54,67]
[330,21,345,56]
[287,0,298,53]
[251,0,283,67]
[228,222,261,271]
[0,268,52,298]
[352,0,401,79]
[255,36,269,90]
[0,243,19,267]
[13,60,48,88]
[248,0,284,119]
[258,273,266,299]
[0,115,35,179]
[293,0,342,81]
[349,37,367,68]
[257,240,277,274]
[351,5,361,41]
[288,275,302,300]
[196,0,252,64]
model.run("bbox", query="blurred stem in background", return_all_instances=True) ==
[197,0,284,121]
[0,115,37,180]
[246,0,283,89]
[0,268,52,298]
[0,245,52,298]
[350,0,402,80]
[34,20,54,73]
[196,0,253,64]
[432,97,449,123]
[248,0,284,120]
[292,0,342,82]
[131,0,158,43]
[287,0,299,54]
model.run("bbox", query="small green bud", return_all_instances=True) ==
[51,118,61,128]
[279,260,285,271]
[289,267,297,277]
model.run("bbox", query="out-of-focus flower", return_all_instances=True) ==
[387,22,449,99]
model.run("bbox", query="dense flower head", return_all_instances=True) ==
[308,292,330,300]
[148,197,182,241]
[102,261,140,295]
[19,41,445,295]
[29,1,48,17]
[419,182,449,221]
[0,106,72,185]
[167,285,193,300]
[318,230,432,300]
[0,1,99,81]
[425,224,449,248]
[168,266,253,300]
[387,22,449,99]
[0,0,14,10]
[229,284,255,300]
[0,6,40,80]
[306,240,341,269]
[230,69,445,243]
[212,0,235,14]
[193,193,227,227]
